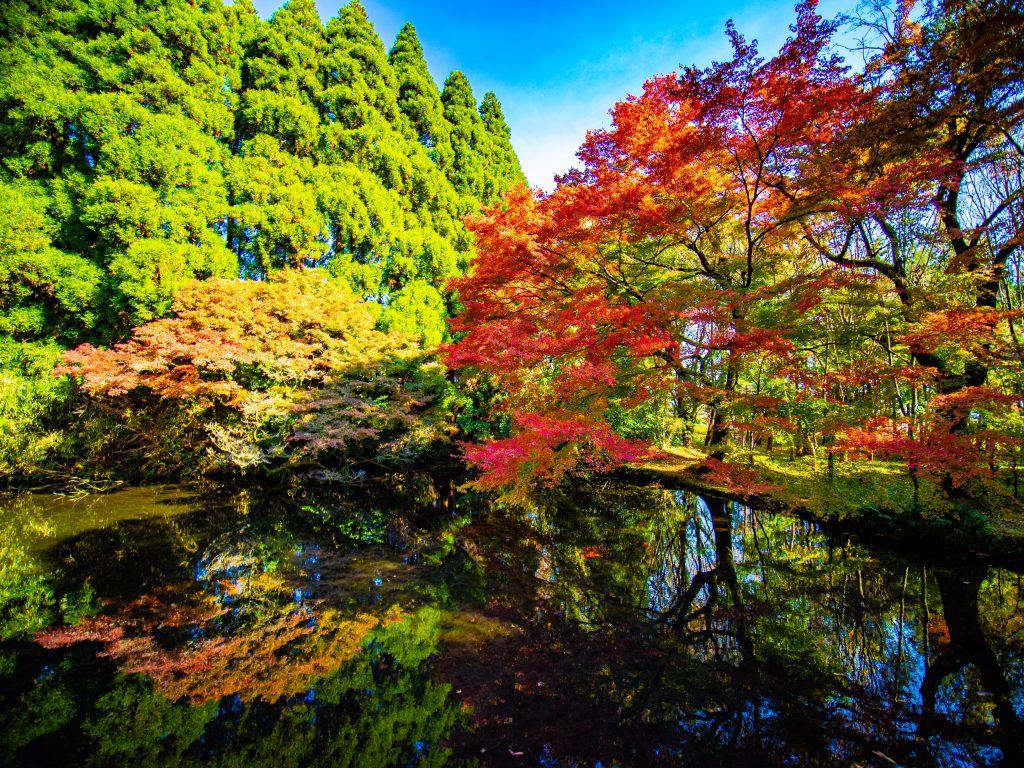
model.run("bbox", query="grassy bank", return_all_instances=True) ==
[620,447,1024,566]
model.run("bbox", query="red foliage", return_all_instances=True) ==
[463,412,654,500]
[35,618,124,649]
[837,401,1022,484]
[700,459,781,498]
[445,1,871,492]
[900,308,1024,358]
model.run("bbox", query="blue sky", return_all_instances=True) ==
[253,1,860,189]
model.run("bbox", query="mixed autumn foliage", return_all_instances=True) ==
[56,270,450,478]
[1,0,1022,525]
[445,0,1024,509]
[0,0,522,481]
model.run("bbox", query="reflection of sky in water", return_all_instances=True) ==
[637,486,1022,765]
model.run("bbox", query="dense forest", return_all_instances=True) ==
[0,0,523,482]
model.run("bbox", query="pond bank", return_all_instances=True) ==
[619,449,1024,570]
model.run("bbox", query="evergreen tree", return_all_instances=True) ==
[479,91,527,199]
[441,71,490,204]
[378,280,448,348]
[318,0,414,197]
[0,182,101,343]
[389,24,453,169]
[0,0,241,334]
[0,0,523,343]
[232,0,326,275]
[240,0,323,142]
[317,1,416,295]
[318,2,470,336]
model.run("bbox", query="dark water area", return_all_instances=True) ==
[0,477,1021,768]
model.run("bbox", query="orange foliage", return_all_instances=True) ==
[58,269,409,403]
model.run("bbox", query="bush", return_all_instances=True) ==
[0,338,74,483]
[58,269,455,479]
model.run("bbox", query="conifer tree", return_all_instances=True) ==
[389,24,453,169]
[0,0,524,346]
[1,0,241,334]
[318,2,470,338]
[479,92,527,199]
[441,71,490,204]
[320,1,407,179]
[240,0,323,140]
[232,0,327,275]
[317,1,415,296]
[0,182,101,343]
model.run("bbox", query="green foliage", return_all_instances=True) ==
[302,503,388,544]
[931,506,994,550]
[442,71,490,203]
[390,24,453,168]
[0,182,101,341]
[0,338,74,482]
[378,281,448,348]
[0,661,77,756]
[447,374,511,442]
[478,91,527,198]
[83,674,220,766]
[606,395,681,446]
[0,553,53,641]
[0,0,524,482]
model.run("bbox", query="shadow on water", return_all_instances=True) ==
[0,477,1021,767]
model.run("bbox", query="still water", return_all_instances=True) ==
[0,476,1021,767]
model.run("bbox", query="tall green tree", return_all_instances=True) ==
[441,71,490,205]
[0,0,244,334]
[232,0,326,275]
[389,23,453,169]
[317,0,409,290]
[318,2,470,340]
[479,91,527,199]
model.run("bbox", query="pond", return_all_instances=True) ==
[0,476,1021,767]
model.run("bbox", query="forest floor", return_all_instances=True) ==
[621,447,1024,563]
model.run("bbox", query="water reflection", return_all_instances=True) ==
[0,479,1021,767]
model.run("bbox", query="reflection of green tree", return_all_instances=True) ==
[0,659,77,756]
[0,536,53,640]
[84,675,219,767]
[482,483,678,627]
[1,478,474,767]
[0,607,464,767]
[0,514,100,641]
